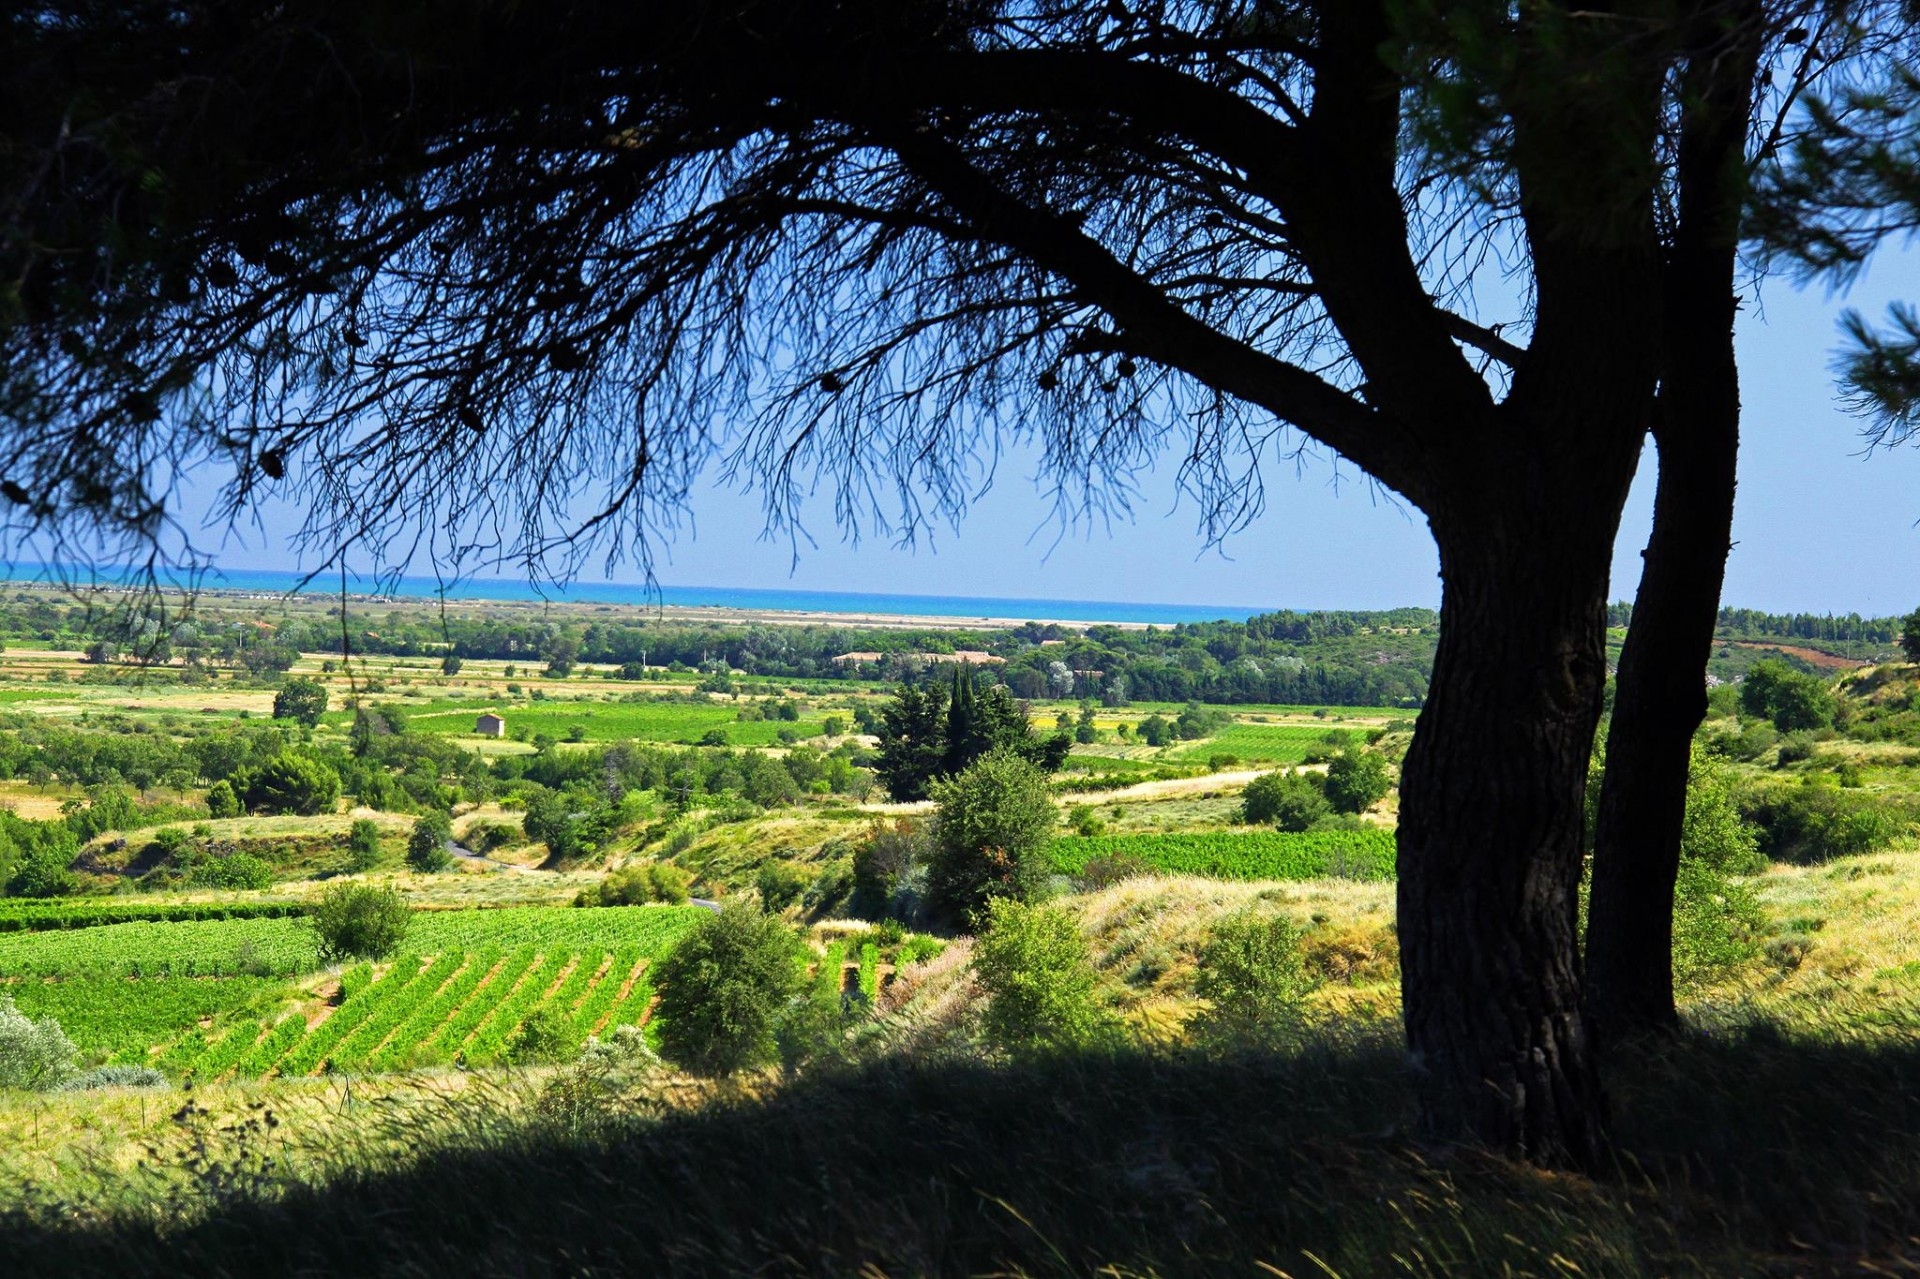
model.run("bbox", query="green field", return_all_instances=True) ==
[350,698,832,747]
[1047,829,1397,881]
[0,905,701,1075]
[1166,723,1354,763]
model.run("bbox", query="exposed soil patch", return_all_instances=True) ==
[1730,641,1871,671]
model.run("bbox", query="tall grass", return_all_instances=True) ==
[6,1009,1920,1276]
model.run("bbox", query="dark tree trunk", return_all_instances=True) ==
[1398,475,1635,1169]
[1584,7,1760,1045]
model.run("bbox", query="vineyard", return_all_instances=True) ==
[1047,828,1397,881]
[1166,724,1348,764]
[0,900,305,933]
[0,905,702,1076]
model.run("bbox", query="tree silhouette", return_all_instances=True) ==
[2,0,1915,1164]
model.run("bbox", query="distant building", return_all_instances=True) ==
[832,651,885,666]
[929,650,1006,666]
[474,712,506,737]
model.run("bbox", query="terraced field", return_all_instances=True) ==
[0,905,700,1076]
[1166,723,1350,764]
[1047,828,1396,881]
[342,697,832,747]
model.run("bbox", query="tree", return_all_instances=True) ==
[5,0,1913,1163]
[972,898,1114,1058]
[1905,608,1920,664]
[346,817,382,872]
[1323,751,1392,816]
[242,753,341,816]
[651,904,803,1077]
[925,749,1057,924]
[1739,659,1835,732]
[406,811,454,872]
[309,883,411,960]
[1240,770,1329,832]
[205,779,240,820]
[1190,912,1314,1051]
[441,653,464,677]
[874,672,1070,801]
[271,676,328,727]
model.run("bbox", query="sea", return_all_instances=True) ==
[7,566,1265,627]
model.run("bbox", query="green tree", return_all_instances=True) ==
[1323,751,1392,816]
[441,652,464,676]
[242,753,342,816]
[309,883,411,961]
[1740,659,1835,732]
[204,779,241,820]
[1240,770,1330,832]
[1190,912,1314,1051]
[873,682,950,802]
[972,898,1113,1058]
[0,996,78,1090]
[346,818,383,872]
[271,676,329,727]
[406,811,453,872]
[926,750,1056,923]
[1904,608,1920,665]
[651,905,803,1077]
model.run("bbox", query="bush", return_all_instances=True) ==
[243,753,342,816]
[647,862,692,905]
[1742,776,1913,864]
[1670,857,1765,991]
[346,818,383,872]
[756,861,810,912]
[5,846,79,898]
[1189,912,1314,1050]
[54,1064,169,1091]
[310,883,412,961]
[652,905,804,1077]
[972,898,1114,1058]
[1741,658,1835,732]
[0,995,77,1090]
[850,820,929,921]
[507,1006,574,1065]
[927,750,1057,924]
[406,812,454,873]
[188,852,275,891]
[1323,751,1392,815]
[1240,770,1330,831]
[204,779,241,820]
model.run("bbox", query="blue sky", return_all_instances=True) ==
[216,245,1920,616]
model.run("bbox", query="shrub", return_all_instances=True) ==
[1072,853,1150,891]
[1065,804,1106,838]
[850,819,929,920]
[756,861,810,912]
[406,812,454,872]
[652,905,804,1077]
[507,1005,574,1065]
[1323,751,1392,815]
[647,862,692,905]
[972,898,1114,1058]
[927,750,1056,923]
[243,753,342,816]
[205,779,241,820]
[0,995,77,1090]
[55,1065,169,1091]
[188,852,275,891]
[1741,659,1835,732]
[5,845,79,898]
[1189,912,1314,1050]
[310,883,411,961]
[1670,856,1765,991]
[346,818,383,872]
[1743,776,1913,864]
[1775,731,1817,766]
[1240,770,1330,831]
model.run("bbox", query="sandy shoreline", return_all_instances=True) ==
[0,578,1158,632]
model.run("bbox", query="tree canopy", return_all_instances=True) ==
[3,0,1917,1167]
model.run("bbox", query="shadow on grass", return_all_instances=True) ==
[5,1015,1919,1277]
